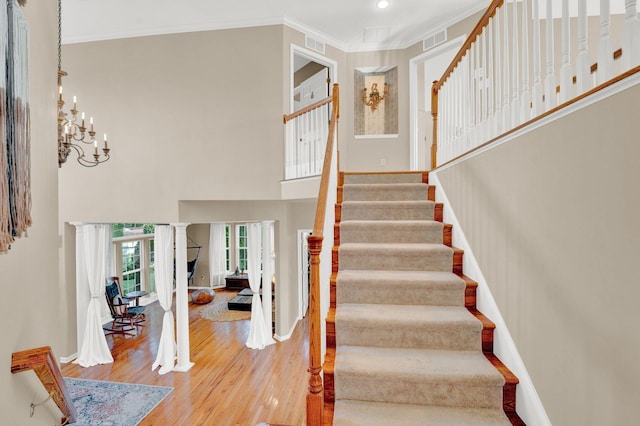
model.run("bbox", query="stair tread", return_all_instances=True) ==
[340,242,451,250]
[336,304,481,330]
[337,269,464,286]
[335,345,505,386]
[342,200,434,207]
[334,400,511,426]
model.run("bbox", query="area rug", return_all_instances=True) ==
[200,293,251,322]
[64,378,173,426]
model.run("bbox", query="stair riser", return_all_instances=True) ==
[343,172,427,184]
[340,223,443,244]
[339,248,453,272]
[336,283,463,306]
[341,204,435,221]
[335,323,481,351]
[334,375,504,409]
[343,185,428,202]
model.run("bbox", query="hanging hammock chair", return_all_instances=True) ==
[174,236,202,286]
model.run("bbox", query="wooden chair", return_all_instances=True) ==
[104,277,145,335]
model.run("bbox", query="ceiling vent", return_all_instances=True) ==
[305,35,326,54]
[364,27,391,44]
[423,29,447,51]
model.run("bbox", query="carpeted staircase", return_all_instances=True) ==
[324,171,523,425]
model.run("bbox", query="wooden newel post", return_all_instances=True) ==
[307,234,324,425]
[431,80,439,170]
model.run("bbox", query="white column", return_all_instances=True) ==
[597,0,613,84]
[173,223,194,372]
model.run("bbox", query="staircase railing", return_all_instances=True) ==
[306,83,339,425]
[11,346,77,424]
[283,94,333,180]
[432,0,640,168]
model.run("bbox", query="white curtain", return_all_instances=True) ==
[209,222,227,287]
[246,223,275,349]
[75,224,113,367]
[152,225,176,374]
[261,221,274,332]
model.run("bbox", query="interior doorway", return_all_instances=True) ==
[290,45,337,113]
[409,35,466,170]
[297,229,312,319]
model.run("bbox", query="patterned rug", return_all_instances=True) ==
[199,292,251,322]
[64,378,173,426]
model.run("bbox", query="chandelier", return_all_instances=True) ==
[57,0,110,168]
[362,82,389,112]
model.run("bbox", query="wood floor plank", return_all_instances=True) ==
[61,290,308,426]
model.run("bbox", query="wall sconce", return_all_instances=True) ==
[362,82,389,112]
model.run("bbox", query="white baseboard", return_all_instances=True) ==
[60,353,77,364]
[430,172,551,426]
[274,319,298,342]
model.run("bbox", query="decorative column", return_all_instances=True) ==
[173,223,194,372]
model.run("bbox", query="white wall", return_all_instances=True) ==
[436,79,640,425]
[0,3,68,423]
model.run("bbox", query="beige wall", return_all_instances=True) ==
[0,3,67,423]
[436,82,640,424]
[58,25,286,224]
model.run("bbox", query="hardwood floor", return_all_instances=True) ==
[61,290,308,426]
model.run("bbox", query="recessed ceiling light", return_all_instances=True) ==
[376,0,390,9]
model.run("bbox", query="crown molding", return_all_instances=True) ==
[62,16,284,45]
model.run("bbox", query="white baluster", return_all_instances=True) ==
[465,54,472,145]
[621,0,640,71]
[488,16,496,139]
[532,0,543,116]
[576,0,591,94]
[597,0,613,84]
[511,0,521,126]
[503,5,511,131]
[495,7,503,133]
[473,42,480,147]
[559,0,574,103]
[480,31,487,144]
[544,0,557,110]
[521,0,531,122]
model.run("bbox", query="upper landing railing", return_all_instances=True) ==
[431,0,640,168]
[283,92,333,180]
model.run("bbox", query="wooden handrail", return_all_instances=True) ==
[434,0,503,92]
[11,346,77,424]
[306,83,339,425]
[283,95,333,124]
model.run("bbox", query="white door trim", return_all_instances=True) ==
[290,44,338,114]
[297,229,312,320]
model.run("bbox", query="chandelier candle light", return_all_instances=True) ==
[56,0,110,167]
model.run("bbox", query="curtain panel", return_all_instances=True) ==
[209,222,226,287]
[246,223,275,350]
[74,224,113,367]
[152,225,176,374]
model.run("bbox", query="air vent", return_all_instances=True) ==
[423,29,447,51]
[305,36,326,54]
